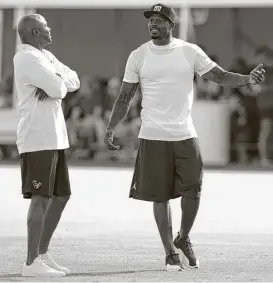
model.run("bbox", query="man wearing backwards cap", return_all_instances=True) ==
[105,3,265,271]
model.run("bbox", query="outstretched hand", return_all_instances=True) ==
[104,130,121,150]
[249,64,265,85]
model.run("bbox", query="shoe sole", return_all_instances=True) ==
[165,264,184,272]
[178,249,200,269]
[59,269,71,275]
[48,267,71,275]
[22,272,66,277]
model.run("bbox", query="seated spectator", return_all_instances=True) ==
[0,75,13,109]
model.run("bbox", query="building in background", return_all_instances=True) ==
[0,1,272,166]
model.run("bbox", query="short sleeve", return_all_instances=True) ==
[194,45,217,76]
[123,51,139,83]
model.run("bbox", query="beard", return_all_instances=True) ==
[150,33,160,39]
[149,29,161,39]
[149,28,170,40]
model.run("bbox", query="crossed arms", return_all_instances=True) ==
[19,53,80,101]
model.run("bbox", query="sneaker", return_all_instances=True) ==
[40,253,71,274]
[165,252,184,271]
[22,256,66,277]
[174,233,199,268]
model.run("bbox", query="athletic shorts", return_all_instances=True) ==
[129,138,203,202]
[20,150,71,199]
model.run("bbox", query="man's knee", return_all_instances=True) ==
[181,184,202,199]
[260,118,273,138]
[153,201,170,215]
[51,195,70,207]
[28,195,49,223]
[153,201,169,206]
[30,195,49,211]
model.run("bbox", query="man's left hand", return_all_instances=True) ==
[249,64,266,85]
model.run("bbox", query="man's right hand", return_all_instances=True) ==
[56,73,62,79]
[104,129,121,150]
[34,87,49,101]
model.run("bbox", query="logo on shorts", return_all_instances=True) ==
[154,5,162,11]
[32,180,42,190]
[131,182,137,191]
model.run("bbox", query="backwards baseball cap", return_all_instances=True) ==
[144,3,177,23]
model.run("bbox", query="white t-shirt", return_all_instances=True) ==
[123,38,216,141]
[13,44,80,154]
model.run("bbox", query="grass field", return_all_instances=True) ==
[0,165,273,282]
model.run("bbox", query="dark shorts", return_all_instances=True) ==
[20,150,71,199]
[129,138,203,202]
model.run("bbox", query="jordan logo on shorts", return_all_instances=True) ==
[32,180,42,190]
[131,182,137,191]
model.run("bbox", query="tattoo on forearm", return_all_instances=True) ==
[202,66,250,87]
[107,82,138,131]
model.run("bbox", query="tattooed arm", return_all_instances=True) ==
[104,82,139,150]
[202,64,265,87]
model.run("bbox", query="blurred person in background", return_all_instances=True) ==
[79,105,105,159]
[254,47,273,166]
[229,57,261,164]
[65,106,84,159]
[64,75,108,160]
[228,93,250,164]
[67,75,93,117]
[104,3,265,271]
[106,77,122,110]
[0,75,15,160]
[13,14,80,277]
[0,75,13,108]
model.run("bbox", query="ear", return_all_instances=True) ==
[32,28,39,36]
[170,21,175,29]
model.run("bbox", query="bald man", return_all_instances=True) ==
[13,14,80,277]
